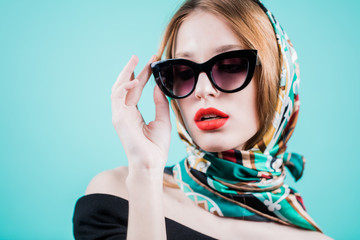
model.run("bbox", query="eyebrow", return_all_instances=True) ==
[174,44,244,59]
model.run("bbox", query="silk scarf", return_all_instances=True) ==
[170,0,321,232]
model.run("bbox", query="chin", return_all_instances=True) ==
[191,131,247,152]
[197,141,241,153]
[201,146,226,152]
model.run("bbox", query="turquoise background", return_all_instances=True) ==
[1,0,359,239]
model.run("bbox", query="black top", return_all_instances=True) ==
[73,193,217,240]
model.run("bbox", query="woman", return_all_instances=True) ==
[73,0,330,239]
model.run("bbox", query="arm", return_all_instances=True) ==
[249,222,332,240]
[126,167,165,240]
[111,55,171,240]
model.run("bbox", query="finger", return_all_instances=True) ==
[126,55,157,106]
[154,85,170,125]
[136,55,157,88]
[111,79,145,131]
[112,55,139,92]
[111,79,139,107]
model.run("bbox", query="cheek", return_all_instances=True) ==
[175,98,202,144]
[246,80,259,121]
[232,80,259,131]
[174,99,193,131]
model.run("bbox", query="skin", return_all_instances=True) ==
[85,8,332,240]
[174,10,259,152]
[108,54,170,239]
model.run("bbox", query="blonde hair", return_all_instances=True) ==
[157,0,281,149]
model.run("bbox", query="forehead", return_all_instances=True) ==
[174,10,246,61]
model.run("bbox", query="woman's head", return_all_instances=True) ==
[156,0,281,151]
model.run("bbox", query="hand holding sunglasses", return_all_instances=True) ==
[150,50,259,99]
[110,55,171,172]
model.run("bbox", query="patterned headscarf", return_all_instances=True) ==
[170,0,321,232]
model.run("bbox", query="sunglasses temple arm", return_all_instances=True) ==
[255,55,261,66]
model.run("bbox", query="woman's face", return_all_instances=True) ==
[174,10,259,152]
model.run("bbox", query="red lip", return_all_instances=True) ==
[194,108,229,130]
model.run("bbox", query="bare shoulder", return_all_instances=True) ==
[85,166,129,199]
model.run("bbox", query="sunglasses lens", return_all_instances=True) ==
[212,57,249,91]
[160,64,195,97]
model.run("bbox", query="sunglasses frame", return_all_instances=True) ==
[150,49,259,99]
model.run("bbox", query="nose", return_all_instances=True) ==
[194,72,219,99]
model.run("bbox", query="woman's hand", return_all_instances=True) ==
[111,55,171,173]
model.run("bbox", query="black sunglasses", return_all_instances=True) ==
[150,49,259,99]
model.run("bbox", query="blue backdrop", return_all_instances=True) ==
[1,0,359,239]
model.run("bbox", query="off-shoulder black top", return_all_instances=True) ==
[73,193,217,240]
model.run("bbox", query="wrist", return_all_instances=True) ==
[126,167,164,189]
[127,154,165,173]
